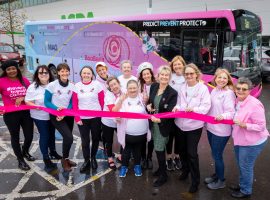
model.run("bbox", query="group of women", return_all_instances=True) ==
[0,57,268,198]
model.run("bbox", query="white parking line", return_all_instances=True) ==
[0,135,112,199]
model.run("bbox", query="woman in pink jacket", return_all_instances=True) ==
[230,77,269,199]
[173,63,211,193]
[205,68,235,190]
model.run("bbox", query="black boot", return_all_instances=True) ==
[153,168,161,177]
[147,158,153,169]
[49,151,62,160]
[18,159,30,171]
[43,158,57,169]
[189,183,199,193]
[153,151,167,187]
[22,146,35,161]
[91,158,98,170]
[153,173,168,187]
[80,160,91,173]
[179,170,189,180]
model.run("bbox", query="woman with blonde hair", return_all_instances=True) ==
[147,65,177,187]
[173,63,211,193]
[166,55,186,171]
[205,68,236,190]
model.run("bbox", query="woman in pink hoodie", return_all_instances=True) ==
[205,68,235,190]
[173,63,211,193]
[230,77,269,199]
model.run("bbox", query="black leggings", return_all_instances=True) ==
[175,127,203,186]
[122,134,146,167]
[78,118,101,161]
[166,123,179,155]
[102,123,116,158]
[3,110,33,160]
[50,115,74,159]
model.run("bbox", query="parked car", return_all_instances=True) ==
[0,43,24,66]
[14,44,26,59]
[261,46,270,79]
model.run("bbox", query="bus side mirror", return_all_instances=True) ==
[225,32,235,43]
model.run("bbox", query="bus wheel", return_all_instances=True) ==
[49,64,57,79]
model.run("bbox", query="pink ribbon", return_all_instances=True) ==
[0,105,233,125]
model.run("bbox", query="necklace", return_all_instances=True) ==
[185,83,198,108]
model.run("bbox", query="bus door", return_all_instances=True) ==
[182,30,219,74]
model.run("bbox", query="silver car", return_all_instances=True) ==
[261,47,270,79]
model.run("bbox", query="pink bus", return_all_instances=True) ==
[25,9,262,97]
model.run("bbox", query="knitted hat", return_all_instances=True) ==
[1,60,19,71]
[137,62,153,75]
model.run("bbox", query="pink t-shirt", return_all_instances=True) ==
[0,77,30,106]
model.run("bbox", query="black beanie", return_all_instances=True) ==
[1,60,19,71]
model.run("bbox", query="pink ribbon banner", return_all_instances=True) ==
[0,105,233,125]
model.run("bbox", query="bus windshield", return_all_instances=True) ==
[223,31,262,77]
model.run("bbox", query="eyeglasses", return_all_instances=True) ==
[184,72,195,76]
[236,87,249,92]
[38,72,49,75]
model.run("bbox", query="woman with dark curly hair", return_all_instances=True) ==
[25,65,62,170]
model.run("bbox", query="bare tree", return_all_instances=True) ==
[0,0,27,47]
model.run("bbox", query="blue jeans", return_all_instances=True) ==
[33,119,56,159]
[234,140,267,195]
[207,131,230,181]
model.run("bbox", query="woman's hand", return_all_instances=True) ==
[151,116,161,123]
[215,115,224,121]
[142,92,149,104]
[15,97,24,106]
[234,119,247,128]
[172,106,179,112]
[77,120,83,125]
[185,107,193,112]
[57,107,64,111]
[119,93,127,102]
[56,116,64,121]
[0,110,5,115]
[115,117,121,123]
[147,103,156,113]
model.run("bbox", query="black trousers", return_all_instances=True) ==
[166,123,179,155]
[50,115,74,159]
[102,123,116,158]
[122,134,146,167]
[176,127,203,186]
[78,118,101,161]
[141,139,154,160]
[3,110,34,160]
[156,150,167,176]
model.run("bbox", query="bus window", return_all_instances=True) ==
[182,31,218,74]
[223,31,261,74]
[150,31,180,61]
